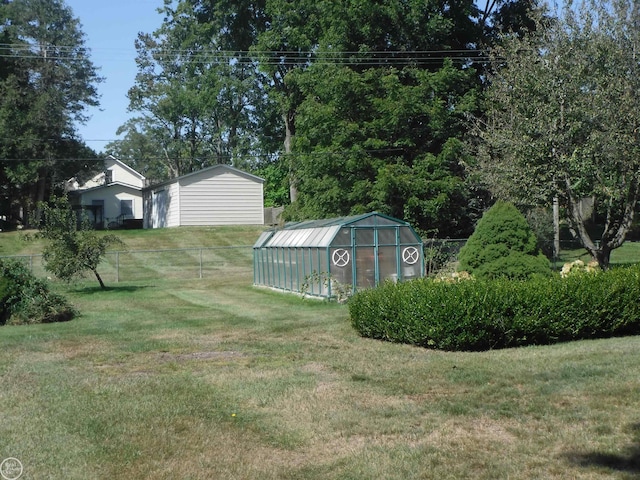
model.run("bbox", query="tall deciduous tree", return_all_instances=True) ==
[126,0,271,179]
[477,0,640,269]
[0,0,101,225]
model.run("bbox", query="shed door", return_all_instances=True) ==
[152,189,168,228]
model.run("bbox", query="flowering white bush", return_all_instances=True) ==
[560,259,600,278]
[435,270,474,283]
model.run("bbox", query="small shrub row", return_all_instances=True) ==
[0,259,76,325]
[349,265,640,351]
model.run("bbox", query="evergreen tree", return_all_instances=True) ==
[458,201,551,279]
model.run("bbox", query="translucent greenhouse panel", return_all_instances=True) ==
[283,248,291,290]
[315,226,341,247]
[254,230,274,248]
[274,248,282,288]
[374,216,400,226]
[355,228,374,246]
[378,246,398,283]
[399,226,420,244]
[355,247,376,289]
[329,247,353,287]
[265,249,273,286]
[309,248,321,295]
[377,227,397,246]
[330,227,352,248]
[306,227,329,247]
[400,244,422,280]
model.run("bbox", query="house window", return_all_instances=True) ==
[104,170,113,184]
[121,199,133,217]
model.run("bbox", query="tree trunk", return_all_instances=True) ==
[553,196,560,261]
[283,109,298,203]
[564,176,638,271]
[93,269,106,289]
[564,178,606,269]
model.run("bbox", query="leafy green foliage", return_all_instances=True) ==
[525,207,555,257]
[0,0,102,225]
[289,63,482,236]
[458,201,551,279]
[349,265,640,351]
[34,197,124,289]
[120,0,544,236]
[478,0,640,269]
[0,259,76,325]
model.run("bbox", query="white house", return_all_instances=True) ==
[143,165,264,228]
[67,156,145,229]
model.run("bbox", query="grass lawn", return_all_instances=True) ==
[1,227,639,478]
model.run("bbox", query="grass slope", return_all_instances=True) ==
[0,226,639,478]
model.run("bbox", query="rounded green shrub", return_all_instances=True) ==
[458,201,551,280]
[0,259,76,325]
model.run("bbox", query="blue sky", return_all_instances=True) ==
[65,0,166,153]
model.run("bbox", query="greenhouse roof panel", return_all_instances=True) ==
[283,212,409,230]
[265,225,341,248]
[253,230,275,248]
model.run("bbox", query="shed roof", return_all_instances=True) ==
[144,164,264,191]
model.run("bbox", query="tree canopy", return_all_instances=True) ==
[0,0,102,226]
[116,0,539,237]
[477,0,640,268]
[33,196,123,289]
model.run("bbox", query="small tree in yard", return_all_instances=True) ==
[458,201,551,280]
[34,196,123,289]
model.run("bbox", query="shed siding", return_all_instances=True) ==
[179,171,263,225]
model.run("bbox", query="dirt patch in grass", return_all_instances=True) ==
[157,350,246,361]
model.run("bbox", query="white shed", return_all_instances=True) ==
[143,165,264,228]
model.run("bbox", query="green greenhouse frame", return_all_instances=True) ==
[253,212,424,299]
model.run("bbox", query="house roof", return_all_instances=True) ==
[144,164,264,191]
[68,181,143,196]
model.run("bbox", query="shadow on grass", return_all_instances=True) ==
[72,285,154,295]
[567,423,640,474]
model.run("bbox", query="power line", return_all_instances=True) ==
[0,148,407,163]
[0,44,491,65]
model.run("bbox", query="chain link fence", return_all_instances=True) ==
[1,246,254,283]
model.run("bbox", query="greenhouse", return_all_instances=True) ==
[253,212,424,299]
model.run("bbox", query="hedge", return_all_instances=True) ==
[349,265,640,351]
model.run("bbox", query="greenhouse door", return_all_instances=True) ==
[353,227,399,290]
